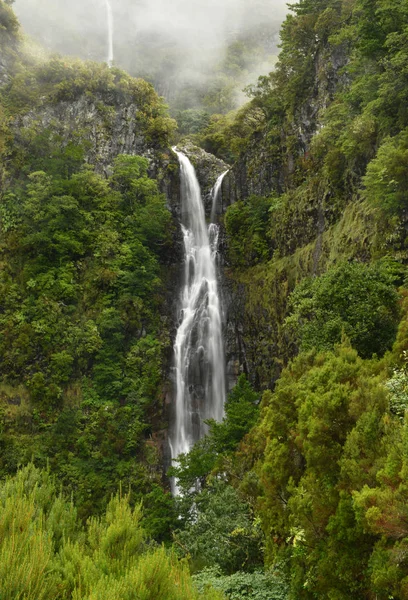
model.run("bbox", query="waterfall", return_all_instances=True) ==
[210,170,229,223]
[105,0,114,67]
[170,149,226,495]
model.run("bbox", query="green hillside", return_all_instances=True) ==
[3,0,408,597]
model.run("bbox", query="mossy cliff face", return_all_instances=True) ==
[6,63,177,177]
[223,201,393,389]
[225,41,349,204]
[223,200,393,392]
[0,1,19,87]
[0,4,189,516]
[216,31,353,390]
[220,1,408,390]
[17,97,156,172]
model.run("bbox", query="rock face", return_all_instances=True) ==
[215,41,351,391]
[0,3,19,88]
[14,101,231,219]
[14,94,168,175]
[225,135,282,203]
[226,42,349,204]
[0,52,13,87]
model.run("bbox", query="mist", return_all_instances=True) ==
[13,0,289,111]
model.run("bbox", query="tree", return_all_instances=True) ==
[364,129,408,214]
[209,374,260,453]
[0,464,222,600]
[285,260,401,358]
[169,376,260,493]
[174,480,264,575]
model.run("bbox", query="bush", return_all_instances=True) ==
[363,129,408,214]
[285,260,401,358]
[174,480,264,575]
[0,464,223,600]
[193,567,288,600]
[225,195,277,267]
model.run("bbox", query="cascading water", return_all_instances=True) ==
[170,148,226,495]
[105,0,114,67]
[210,170,229,223]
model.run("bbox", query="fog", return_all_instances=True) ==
[13,0,289,110]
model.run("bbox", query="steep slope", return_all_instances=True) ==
[197,0,408,597]
[0,1,184,532]
[0,0,233,538]
[217,0,408,387]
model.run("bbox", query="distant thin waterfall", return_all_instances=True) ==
[105,0,114,67]
[210,170,229,223]
[170,149,226,495]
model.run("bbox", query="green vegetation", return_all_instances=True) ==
[225,195,276,266]
[0,151,175,526]
[5,0,408,598]
[211,0,408,597]
[193,567,288,600]
[285,260,401,358]
[249,341,390,598]
[174,480,264,575]
[232,295,408,598]
[363,129,408,214]
[0,464,222,600]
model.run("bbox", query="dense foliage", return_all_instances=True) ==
[0,152,176,528]
[233,293,408,599]
[0,464,222,600]
[0,149,177,531]
[5,0,408,598]
[285,260,401,358]
[207,0,408,597]
[193,567,288,600]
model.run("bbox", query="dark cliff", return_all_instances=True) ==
[205,1,408,392]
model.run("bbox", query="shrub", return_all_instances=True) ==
[285,260,401,358]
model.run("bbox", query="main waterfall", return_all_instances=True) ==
[170,149,226,494]
[105,0,114,67]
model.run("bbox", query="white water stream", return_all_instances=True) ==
[170,149,226,495]
[105,0,114,67]
[211,170,229,223]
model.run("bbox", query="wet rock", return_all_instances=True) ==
[15,94,164,175]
